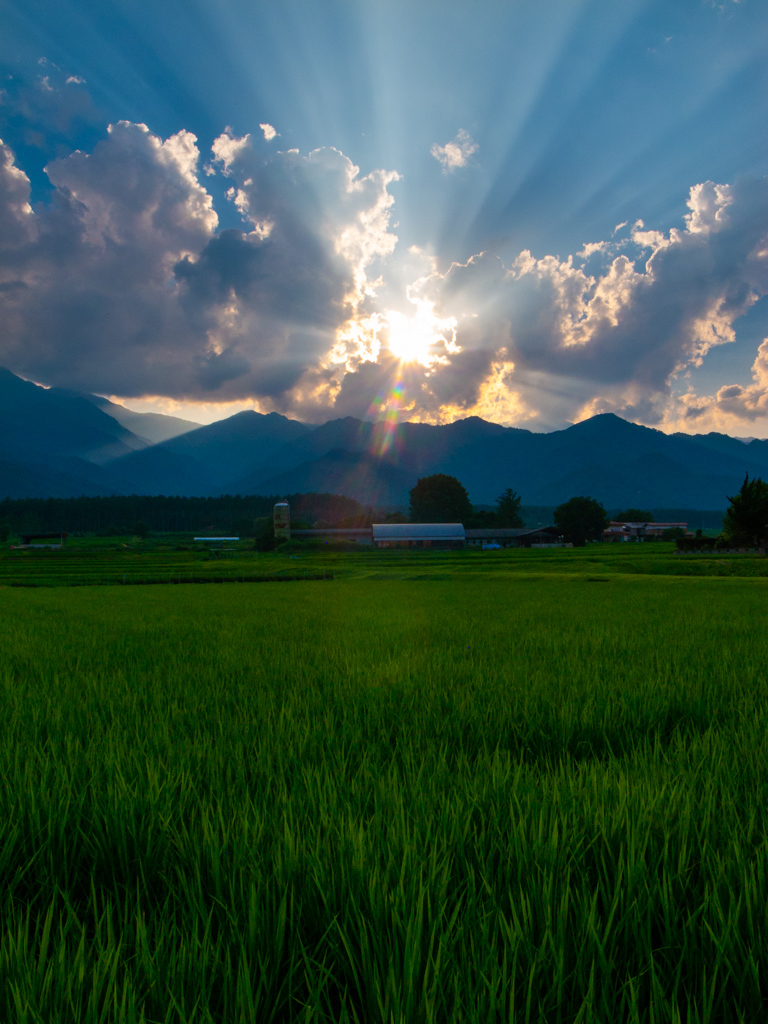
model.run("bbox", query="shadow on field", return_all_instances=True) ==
[345,684,715,768]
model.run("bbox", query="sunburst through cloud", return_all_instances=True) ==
[1,0,767,437]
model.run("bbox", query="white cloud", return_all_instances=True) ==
[666,339,768,432]
[684,181,733,235]
[0,141,35,244]
[407,177,768,429]
[210,128,251,171]
[210,129,400,315]
[577,240,609,260]
[430,129,478,172]
[0,122,401,405]
[46,121,218,247]
[259,123,278,141]
[2,83,768,437]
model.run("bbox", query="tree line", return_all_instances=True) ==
[0,492,364,539]
[675,474,768,550]
[408,474,613,544]
[2,474,766,548]
[407,472,768,548]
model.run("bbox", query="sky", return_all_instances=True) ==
[1,0,768,435]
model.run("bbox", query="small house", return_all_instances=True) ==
[602,521,689,542]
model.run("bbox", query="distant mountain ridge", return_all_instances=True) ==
[1,367,767,509]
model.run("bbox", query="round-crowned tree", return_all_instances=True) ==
[554,496,609,547]
[409,474,473,523]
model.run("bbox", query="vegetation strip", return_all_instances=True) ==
[0,578,767,1021]
[4,572,333,588]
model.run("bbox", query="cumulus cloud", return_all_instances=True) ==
[430,129,478,172]
[2,79,768,436]
[0,122,220,396]
[669,338,768,432]
[259,123,278,141]
[406,176,768,428]
[0,118,400,404]
[714,340,768,420]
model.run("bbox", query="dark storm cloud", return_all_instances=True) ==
[174,226,348,328]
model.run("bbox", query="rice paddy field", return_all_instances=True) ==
[1,545,768,1022]
[2,536,768,588]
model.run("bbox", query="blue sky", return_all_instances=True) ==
[1,0,768,434]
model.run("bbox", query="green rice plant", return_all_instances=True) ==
[0,578,766,1021]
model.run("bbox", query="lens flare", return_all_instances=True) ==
[368,373,405,458]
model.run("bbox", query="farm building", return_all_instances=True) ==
[372,523,465,548]
[291,528,373,545]
[603,521,689,542]
[465,527,563,548]
[14,532,69,549]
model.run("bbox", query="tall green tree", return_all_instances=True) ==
[496,488,524,528]
[409,474,473,523]
[723,474,768,547]
[554,496,609,547]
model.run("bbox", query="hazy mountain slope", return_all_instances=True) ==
[0,369,147,464]
[106,409,311,493]
[2,361,767,508]
[87,396,198,444]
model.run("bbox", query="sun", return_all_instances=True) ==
[384,301,459,367]
[386,310,433,364]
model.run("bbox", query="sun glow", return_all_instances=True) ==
[385,300,458,367]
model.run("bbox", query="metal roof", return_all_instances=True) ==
[291,529,371,536]
[465,527,559,539]
[19,532,69,543]
[608,521,687,529]
[372,523,465,540]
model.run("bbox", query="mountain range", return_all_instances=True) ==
[1,367,767,509]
